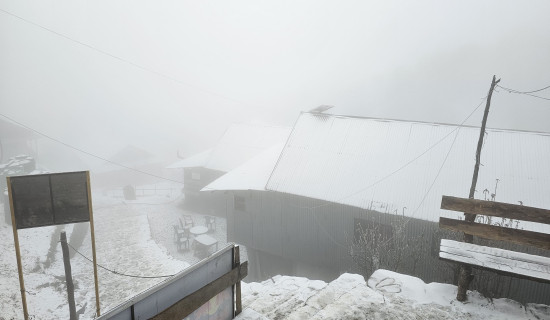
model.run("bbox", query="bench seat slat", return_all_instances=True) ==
[440,239,550,282]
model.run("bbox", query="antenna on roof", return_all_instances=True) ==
[308,105,334,113]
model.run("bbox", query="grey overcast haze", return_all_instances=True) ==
[1,0,550,168]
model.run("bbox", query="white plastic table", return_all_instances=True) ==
[190,225,208,236]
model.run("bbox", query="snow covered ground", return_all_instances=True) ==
[1,183,549,319]
[239,270,550,320]
[0,184,214,320]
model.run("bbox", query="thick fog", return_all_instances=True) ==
[1,0,550,170]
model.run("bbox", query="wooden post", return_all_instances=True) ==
[234,245,242,316]
[60,232,77,320]
[86,172,101,316]
[457,75,500,301]
[7,177,29,320]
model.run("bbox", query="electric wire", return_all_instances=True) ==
[292,96,487,250]
[497,85,550,101]
[497,84,550,94]
[0,113,185,185]
[67,242,176,279]
[290,95,487,212]
[0,7,258,110]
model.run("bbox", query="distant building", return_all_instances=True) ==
[0,118,39,162]
[92,145,167,189]
[168,123,290,214]
[205,112,550,304]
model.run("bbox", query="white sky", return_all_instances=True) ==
[1,0,549,165]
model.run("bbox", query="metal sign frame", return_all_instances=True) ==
[7,171,101,319]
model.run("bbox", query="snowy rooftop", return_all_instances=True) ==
[265,113,550,224]
[166,149,213,169]
[202,144,285,192]
[205,113,550,229]
[167,123,291,173]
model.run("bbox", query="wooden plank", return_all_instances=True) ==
[86,172,101,317]
[440,239,550,282]
[439,217,550,251]
[441,196,550,224]
[152,261,248,320]
[7,177,29,320]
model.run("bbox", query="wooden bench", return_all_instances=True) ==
[439,196,550,294]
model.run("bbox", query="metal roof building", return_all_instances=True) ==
[208,112,550,228]
[203,112,550,304]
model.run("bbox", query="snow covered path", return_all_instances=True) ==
[238,270,550,320]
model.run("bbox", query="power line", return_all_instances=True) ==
[497,84,550,94]
[0,113,184,184]
[497,85,550,101]
[290,95,487,212]
[287,96,487,250]
[0,7,257,109]
[67,243,176,279]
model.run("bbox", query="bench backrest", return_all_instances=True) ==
[440,196,550,251]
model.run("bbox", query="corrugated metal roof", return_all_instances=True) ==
[204,123,291,172]
[202,143,285,192]
[264,113,550,227]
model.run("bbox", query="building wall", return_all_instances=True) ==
[225,190,550,304]
[183,167,226,215]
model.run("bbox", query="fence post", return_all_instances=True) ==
[234,245,242,316]
[60,231,77,320]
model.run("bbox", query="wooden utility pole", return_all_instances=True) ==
[456,75,500,301]
[60,231,77,320]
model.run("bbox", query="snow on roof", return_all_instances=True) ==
[170,123,291,172]
[264,113,550,225]
[166,149,213,169]
[202,143,285,192]
[205,123,290,172]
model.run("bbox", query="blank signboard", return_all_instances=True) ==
[9,171,90,229]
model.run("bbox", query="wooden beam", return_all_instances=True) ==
[439,217,550,251]
[7,177,29,320]
[441,196,550,225]
[86,171,101,317]
[153,261,248,320]
[439,239,550,283]
[234,245,242,316]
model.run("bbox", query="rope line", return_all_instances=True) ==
[67,242,176,279]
